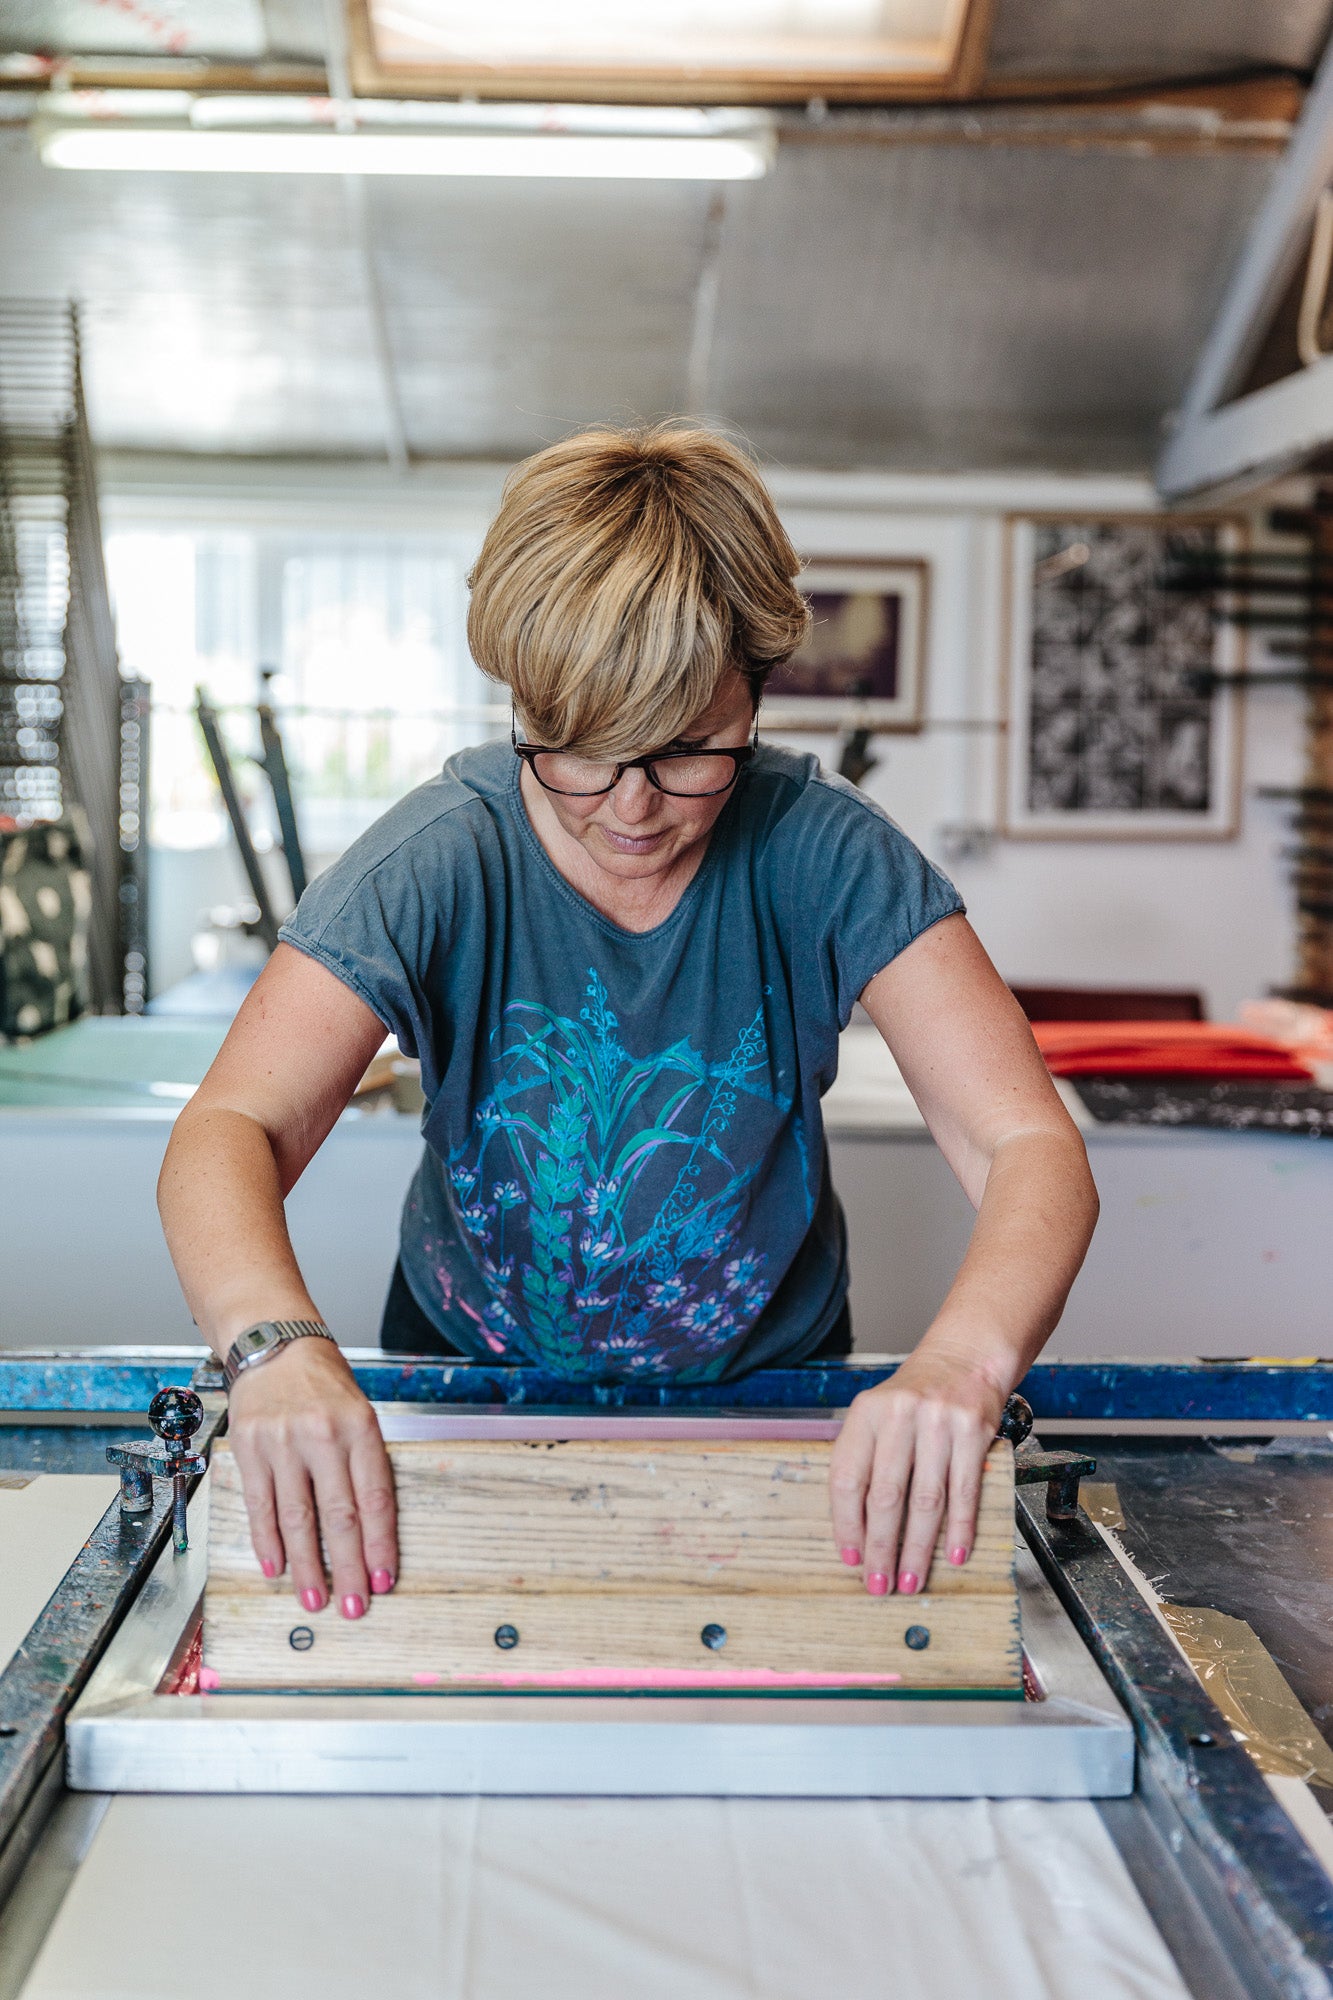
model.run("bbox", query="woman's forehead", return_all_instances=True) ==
[676,676,752,738]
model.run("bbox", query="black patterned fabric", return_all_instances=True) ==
[0,818,91,1039]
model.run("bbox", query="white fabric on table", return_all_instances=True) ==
[21,1793,1188,2000]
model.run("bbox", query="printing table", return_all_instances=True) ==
[1,1353,1332,2000]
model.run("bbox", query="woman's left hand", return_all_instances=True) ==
[827,1346,1008,1595]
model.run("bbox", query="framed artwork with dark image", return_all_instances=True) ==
[1001,516,1244,839]
[763,560,928,731]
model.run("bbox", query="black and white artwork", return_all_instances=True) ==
[1002,517,1241,838]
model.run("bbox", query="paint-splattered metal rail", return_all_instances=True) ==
[2,1350,1333,1422]
[0,1399,226,1912]
[1020,1491,1333,2000]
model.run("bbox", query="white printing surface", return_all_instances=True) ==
[21,1793,1188,2000]
[0,1476,119,1678]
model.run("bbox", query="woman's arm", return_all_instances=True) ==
[158,943,399,1616]
[827,913,1098,1594]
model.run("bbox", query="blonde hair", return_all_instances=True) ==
[466,423,809,757]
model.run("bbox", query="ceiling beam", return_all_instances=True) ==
[1157,352,1333,502]
[778,100,1292,156]
[0,56,326,92]
[1157,34,1333,501]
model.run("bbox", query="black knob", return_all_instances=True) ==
[998,1393,1033,1448]
[494,1624,519,1651]
[700,1623,728,1651]
[149,1386,204,1444]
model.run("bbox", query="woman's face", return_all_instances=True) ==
[521,672,756,887]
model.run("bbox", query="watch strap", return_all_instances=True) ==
[222,1319,337,1392]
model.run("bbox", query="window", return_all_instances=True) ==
[104,526,495,863]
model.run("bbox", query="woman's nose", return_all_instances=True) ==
[611,767,655,822]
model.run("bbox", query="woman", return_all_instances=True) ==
[158,424,1097,1625]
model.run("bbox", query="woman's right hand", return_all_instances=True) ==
[225,1339,398,1619]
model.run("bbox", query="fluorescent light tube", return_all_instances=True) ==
[36,122,773,179]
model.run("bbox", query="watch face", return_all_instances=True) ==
[238,1325,279,1361]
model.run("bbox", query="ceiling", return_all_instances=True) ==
[985,0,1333,79]
[0,0,1329,473]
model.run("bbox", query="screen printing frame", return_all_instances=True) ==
[7,1356,1333,2000]
[65,1414,1133,1802]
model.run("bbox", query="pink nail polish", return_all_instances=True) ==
[341,1594,366,1620]
[839,1547,862,1567]
[949,1545,968,1567]
[866,1571,889,1596]
[300,1587,323,1613]
[370,1568,395,1594]
[898,1570,919,1595]
[260,1557,278,1579]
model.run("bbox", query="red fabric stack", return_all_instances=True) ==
[1030,1020,1315,1081]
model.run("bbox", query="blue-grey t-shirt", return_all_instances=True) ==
[279,739,962,1383]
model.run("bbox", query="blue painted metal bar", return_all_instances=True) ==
[0,1400,226,1904]
[1,1350,1332,1421]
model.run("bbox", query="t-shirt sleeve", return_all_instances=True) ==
[276,795,459,1078]
[803,777,965,1028]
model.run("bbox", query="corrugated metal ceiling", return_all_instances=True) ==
[0,0,1326,469]
[0,122,1276,469]
[988,0,1333,80]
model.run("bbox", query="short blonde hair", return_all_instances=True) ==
[466,423,809,757]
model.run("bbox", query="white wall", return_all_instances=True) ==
[103,456,1303,1017]
[767,467,1301,1020]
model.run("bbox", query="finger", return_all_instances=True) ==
[828,1405,876,1566]
[349,1421,398,1593]
[862,1418,916,1594]
[272,1460,327,1612]
[894,1422,953,1595]
[235,1447,285,1580]
[943,1429,988,1569]
[309,1454,370,1619]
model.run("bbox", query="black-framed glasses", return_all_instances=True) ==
[512,716,758,799]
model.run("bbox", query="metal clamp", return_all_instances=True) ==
[997,1392,1096,1525]
[107,1387,206,1554]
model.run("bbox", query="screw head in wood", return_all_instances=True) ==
[494,1624,520,1650]
[700,1623,728,1650]
[904,1625,931,1651]
[289,1626,315,1652]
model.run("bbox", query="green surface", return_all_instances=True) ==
[0,1018,229,1107]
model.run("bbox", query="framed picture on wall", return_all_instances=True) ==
[763,559,928,731]
[1001,515,1244,839]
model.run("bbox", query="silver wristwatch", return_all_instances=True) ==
[222,1319,338,1392]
